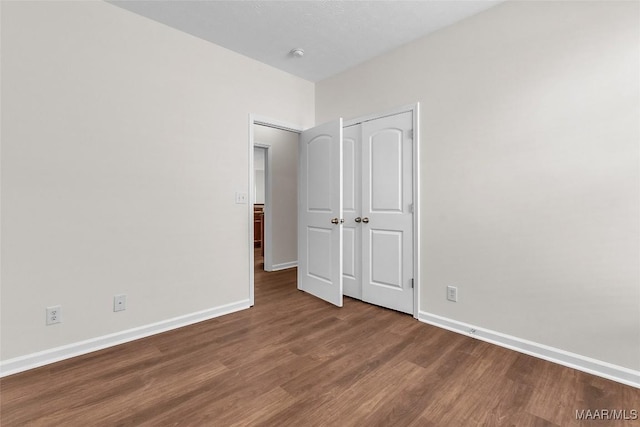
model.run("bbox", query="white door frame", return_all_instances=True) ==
[343,103,420,318]
[248,115,304,306]
[253,143,272,271]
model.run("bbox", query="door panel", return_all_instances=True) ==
[307,227,333,282]
[343,136,356,212]
[342,227,356,279]
[371,129,403,212]
[362,111,413,314]
[341,125,362,300]
[298,119,343,307]
[307,136,333,211]
[370,229,403,289]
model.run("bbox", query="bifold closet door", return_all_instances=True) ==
[361,111,414,314]
[297,119,344,307]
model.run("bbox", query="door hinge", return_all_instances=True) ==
[409,203,414,213]
[408,129,414,140]
[411,278,414,289]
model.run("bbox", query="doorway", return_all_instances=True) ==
[248,116,303,306]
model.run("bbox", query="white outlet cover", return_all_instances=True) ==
[447,286,458,302]
[46,305,62,325]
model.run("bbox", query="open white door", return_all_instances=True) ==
[298,119,344,307]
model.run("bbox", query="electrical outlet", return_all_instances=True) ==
[46,305,62,325]
[114,294,126,312]
[235,192,248,204]
[447,286,458,302]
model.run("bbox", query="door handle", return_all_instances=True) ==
[331,218,344,224]
[362,217,369,223]
[354,217,362,223]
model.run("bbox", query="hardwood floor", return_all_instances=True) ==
[1,252,638,426]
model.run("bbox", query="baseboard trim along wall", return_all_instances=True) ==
[270,261,297,271]
[0,299,251,378]
[418,311,640,389]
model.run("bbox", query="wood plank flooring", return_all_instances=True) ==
[1,252,638,426]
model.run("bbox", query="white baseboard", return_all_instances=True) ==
[0,299,251,378]
[270,261,297,271]
[418,311,640,389]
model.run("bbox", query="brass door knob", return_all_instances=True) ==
[362,217,369,224]
[331,218,339,224]
[354,217,362,223]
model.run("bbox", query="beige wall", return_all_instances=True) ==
[316,1,640,370]
[254,125,299,269]
[0,1,314,360]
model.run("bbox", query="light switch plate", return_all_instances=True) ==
[235,192,248,204]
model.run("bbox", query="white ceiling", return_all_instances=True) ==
[109,1,503,82]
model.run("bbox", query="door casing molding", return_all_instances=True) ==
[253,143,272,271]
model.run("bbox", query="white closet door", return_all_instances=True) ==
[297,119,344,307]
[361,111,414,314]
[342,124,362,300]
